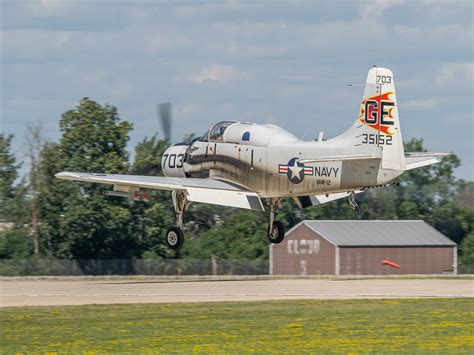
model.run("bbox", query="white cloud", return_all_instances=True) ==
[175,104,202,121]
[82,72,106,85]
[1,29,72,57]
[109,84,134,101]
[190,64,243,84]
[174,1,252,18]
[420,0,473,22]
[435,62,474,88]
[144,32,191,53]
[23,0,70,17]
[360,0,405,21]
[393,24,472,51]
[403,98,438,110]
[397,78,424,90]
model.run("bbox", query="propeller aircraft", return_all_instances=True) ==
[56,67,449,249]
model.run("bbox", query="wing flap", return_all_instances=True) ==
[186,187,264,211]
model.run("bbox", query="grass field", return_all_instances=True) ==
[1,298,473,353]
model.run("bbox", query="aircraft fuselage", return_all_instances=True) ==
[162,130,401,198]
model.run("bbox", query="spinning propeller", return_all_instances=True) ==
[158,102,172,143]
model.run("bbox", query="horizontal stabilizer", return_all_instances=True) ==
[405,152,450,170]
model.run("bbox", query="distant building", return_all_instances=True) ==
[270,220,457,275]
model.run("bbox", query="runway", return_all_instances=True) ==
[1,278,472,307]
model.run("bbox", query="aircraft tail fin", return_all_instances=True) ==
[337,67,406,171]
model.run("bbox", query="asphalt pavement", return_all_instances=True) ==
[1,278,472,307]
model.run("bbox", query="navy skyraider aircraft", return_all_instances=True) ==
[56,67,448,249]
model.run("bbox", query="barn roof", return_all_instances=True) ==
[294,220,456,247]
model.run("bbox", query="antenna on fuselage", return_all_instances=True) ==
[301,128,308,141]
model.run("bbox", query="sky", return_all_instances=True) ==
[1,0,473,180]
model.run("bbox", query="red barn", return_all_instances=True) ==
[270,220,457,275]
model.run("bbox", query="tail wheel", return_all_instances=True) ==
[166,226,184,250]
[268,220,285,244]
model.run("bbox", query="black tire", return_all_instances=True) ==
[165,226,184,250]
[268,220,285,244]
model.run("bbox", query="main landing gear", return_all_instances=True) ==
[164,193,287,250]
[165,190,189,250]
[267,198,285,244]
[348,191,360,214]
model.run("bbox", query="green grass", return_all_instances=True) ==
[1,299,473,353]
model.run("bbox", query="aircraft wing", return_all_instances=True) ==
[55,172,265,211]
[404,152,450,171]
[295,189,365,208]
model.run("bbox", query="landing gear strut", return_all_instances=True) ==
[267,198,285,244]
[348,191,360,214]
[165,190,190,250]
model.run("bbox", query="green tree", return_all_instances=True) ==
[131,135,168,175]
[38,98,138,260]
[0,134,27,223]
[183,208,268,260]
[459,232,474,273]
[0,134,18,216]
[0,134,31,259]
[0,229,33,259]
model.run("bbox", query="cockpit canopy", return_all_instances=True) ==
[209,121,237,142]
[201,120,299,146]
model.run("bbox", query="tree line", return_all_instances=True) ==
[1,98,473,272]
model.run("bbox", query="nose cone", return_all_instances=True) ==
[162,145,187,177]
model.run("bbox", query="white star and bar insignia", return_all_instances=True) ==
[278,158,313,183]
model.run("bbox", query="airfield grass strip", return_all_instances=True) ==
[1,298,473,353]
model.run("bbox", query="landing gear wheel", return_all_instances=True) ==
[166,226,184,250]
[268,221,285,244]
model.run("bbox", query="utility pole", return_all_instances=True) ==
[25,125,46,257]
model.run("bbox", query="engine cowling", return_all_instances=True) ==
[162,144,187,177]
